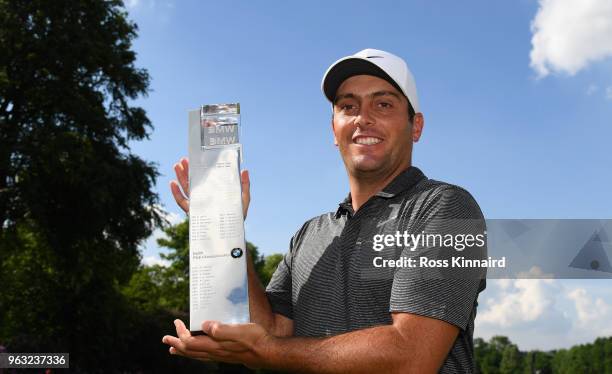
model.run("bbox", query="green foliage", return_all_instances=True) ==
[155,219,190,311]
[260,253,284,287]
[133,218,283,316]
[522,351,553,374]
[550,339,612,374]
[1,1,610,371]
[248,241,283,287]
[249,241,266,278]
[475,337,502,374]
[499,344,521,373]
[0,0,163,370]
[475,336,612,374]
[121,217,285,373]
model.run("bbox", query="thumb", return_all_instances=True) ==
[241,169,250,218]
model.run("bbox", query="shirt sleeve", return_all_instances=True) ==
[389,185,487,330]
[265,236,296,320]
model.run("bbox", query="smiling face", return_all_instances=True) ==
[332,74,423,180]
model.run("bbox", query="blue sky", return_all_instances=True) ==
[125,0,612,350]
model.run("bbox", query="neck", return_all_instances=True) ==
[348,163,411,212]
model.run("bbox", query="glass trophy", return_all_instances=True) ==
[188,103,250,334]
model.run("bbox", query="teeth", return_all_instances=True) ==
[355,137,382,145]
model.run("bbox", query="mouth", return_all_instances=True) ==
[353,136,383,145]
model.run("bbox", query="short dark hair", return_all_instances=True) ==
[407,100,416,124]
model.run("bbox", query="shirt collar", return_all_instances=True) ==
[334,166,426,219]
[336,195,354,218]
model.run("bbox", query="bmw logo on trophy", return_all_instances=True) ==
[187,103,250,334]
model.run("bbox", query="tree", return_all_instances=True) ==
[499,344,522,374]
[489,336,512,351]
[0,0,162,370]
[260,253,284,287]
[248,241,284,287]
[144,218,284,311]
[523,351,552,374]
[475,336,612,374]
[475,336,505,374]
[126,217,284,373]
[604,337,612,374]
[154,219,190,311]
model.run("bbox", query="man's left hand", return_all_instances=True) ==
[162,319,273,369]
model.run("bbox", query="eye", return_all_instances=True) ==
[377,101,392,108]
[337,103,358,113]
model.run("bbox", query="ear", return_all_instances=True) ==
[411,113,424,143]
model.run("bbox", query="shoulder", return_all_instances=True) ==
[402,179,484,220]
[296,211,338,234]
[289,212,340,247]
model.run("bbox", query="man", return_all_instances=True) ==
[164,49,487,373]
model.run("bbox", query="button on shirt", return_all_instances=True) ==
[266,166,487,373]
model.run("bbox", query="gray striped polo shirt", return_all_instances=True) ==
[266,166,487,373]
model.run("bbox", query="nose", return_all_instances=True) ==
[355,104,375,127]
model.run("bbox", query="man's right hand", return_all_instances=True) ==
[170,157,251,218]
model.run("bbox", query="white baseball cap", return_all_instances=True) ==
[321,48,420,113]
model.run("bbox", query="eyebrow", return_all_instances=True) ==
[333,93,355,104]
[333,90,402,104]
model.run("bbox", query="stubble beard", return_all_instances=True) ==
[344,147,412,184]
[345,153,394,181]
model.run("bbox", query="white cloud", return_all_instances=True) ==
[142,255,171,267]
[567,288,612,336]
[606,86,612,100]
[124,0,140,8]
[164,210,184,226]
[478,278,560,328]
[148,208,184,244]
[530,0,612,77]
[124,0,173,11]
[475,279,612,350]
[586,84,599,95]
[139,207,186,266]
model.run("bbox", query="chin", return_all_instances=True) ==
[350,158,385,174]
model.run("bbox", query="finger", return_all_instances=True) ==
[203,321,252,342]
[164,332,246,353]
[163,335,184,350]
[180,158,190,196]
[169,346,213,362]
[241,169,250,191]
[241,169,250,218]
[181,157,189,172]
[175,319,192,341]
[164,331,223,354]
[171,320,198,351]
[163,334,193,354]
[174,161,190,198]
[170,181,189,213]
[167,336,238,363]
